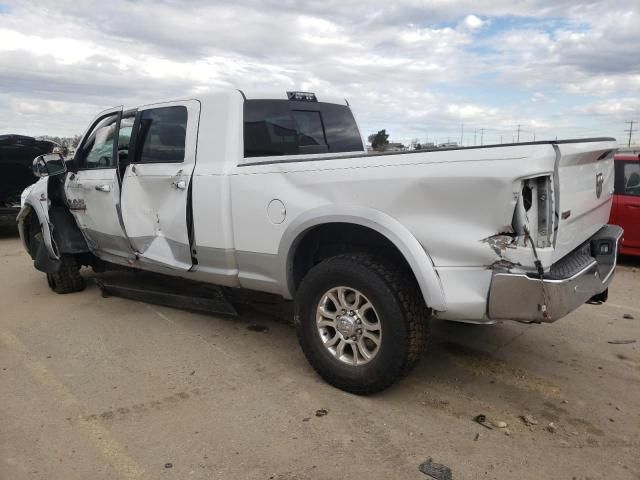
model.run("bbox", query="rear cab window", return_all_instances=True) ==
[243,98,363,159]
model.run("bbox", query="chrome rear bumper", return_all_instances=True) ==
[488,225,623,323]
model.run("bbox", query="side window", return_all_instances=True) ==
[77,114,119,169]
[135,106,187,163]
[623,162,640,196]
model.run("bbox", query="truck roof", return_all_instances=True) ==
[129,89,350,111]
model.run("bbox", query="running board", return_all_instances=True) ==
[95,279,238,317]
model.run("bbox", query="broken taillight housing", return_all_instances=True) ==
[512,176,554,248]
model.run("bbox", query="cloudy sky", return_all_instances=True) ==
[0,0,639,146]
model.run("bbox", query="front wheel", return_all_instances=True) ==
[46,255,85,294]
[294,253,430,394]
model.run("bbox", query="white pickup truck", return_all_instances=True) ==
[18,90,622,393]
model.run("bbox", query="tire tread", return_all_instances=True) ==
[47,255,85,294]
[296,252,430,394]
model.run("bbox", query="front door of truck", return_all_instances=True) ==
[120,100,200,270]
[65,107,134,260]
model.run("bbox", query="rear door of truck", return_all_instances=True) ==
[119,100,201,270]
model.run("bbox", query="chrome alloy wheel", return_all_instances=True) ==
[316,286,382,366]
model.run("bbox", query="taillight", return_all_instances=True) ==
[512,176,554,249]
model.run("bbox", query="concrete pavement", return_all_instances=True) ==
[1,226,639,479]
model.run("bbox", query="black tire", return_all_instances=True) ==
[294,253,430,394]
[46,255,85,294]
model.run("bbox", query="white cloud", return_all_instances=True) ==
[462,14,485,30]
[0,0,638,146]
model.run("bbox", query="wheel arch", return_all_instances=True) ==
[18,200,61,273]
[18,176,90,273]
[279,205,446,311]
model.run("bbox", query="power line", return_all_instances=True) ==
[625,120,636,147]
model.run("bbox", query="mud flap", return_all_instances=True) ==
[34,241,61,273]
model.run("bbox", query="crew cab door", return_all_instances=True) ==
[65,107,134,260]
[120,100,200,270]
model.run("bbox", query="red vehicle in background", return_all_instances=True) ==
[609,152,640,255]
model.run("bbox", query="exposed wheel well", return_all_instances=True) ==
[290,223,418,294]
[24,209,40,259]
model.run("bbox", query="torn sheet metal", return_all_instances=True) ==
[482,230,516,257]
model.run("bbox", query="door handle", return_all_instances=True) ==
[95,184,111,192]
[171,180,187,190]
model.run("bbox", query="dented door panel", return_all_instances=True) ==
[120,100,201,270]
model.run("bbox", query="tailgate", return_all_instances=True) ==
[553,139,616,263]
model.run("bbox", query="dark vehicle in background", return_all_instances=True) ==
[0,135,56,226]
[609,152,640,255]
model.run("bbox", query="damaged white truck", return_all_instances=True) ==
[19,90,622,394]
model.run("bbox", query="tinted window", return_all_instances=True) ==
[243,101,298,157]
[244,100,363,158]
[78,114,118,169]
[135,106,187,163]
[292,110,325,146]
[623,162,640,196]
[320,103,364,153]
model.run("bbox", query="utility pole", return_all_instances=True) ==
[474,129,477,146]
[460,123,464,145]
[480,128,485,146]
[516,125,521,143]
[625,120,636,147]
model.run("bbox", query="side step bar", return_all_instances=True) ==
[95,279,238,317]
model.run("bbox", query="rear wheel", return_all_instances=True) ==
[46,255,85,294]
[295,253,430,394]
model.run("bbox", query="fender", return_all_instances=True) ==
[17,178,61,273]
[278,205,447,311]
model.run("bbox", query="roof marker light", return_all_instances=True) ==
[287,91,317,102]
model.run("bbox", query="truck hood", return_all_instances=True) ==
[0,134,56,208]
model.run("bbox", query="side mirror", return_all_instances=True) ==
[33,153,67,178]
